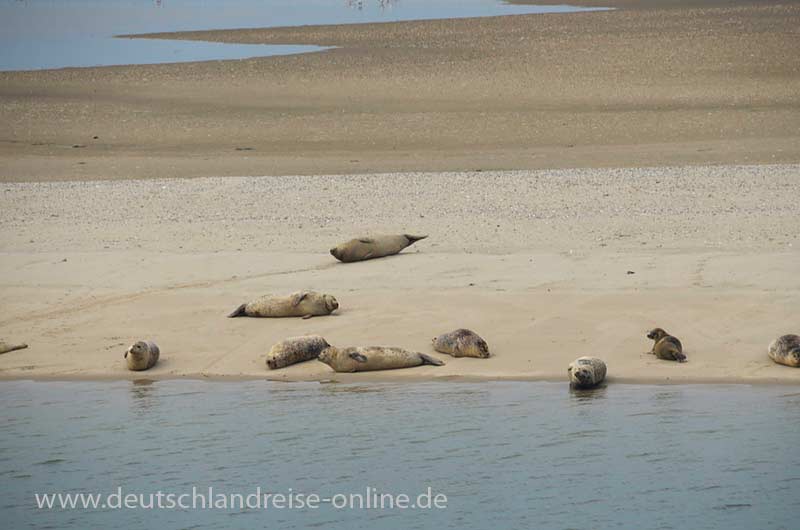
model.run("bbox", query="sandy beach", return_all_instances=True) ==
[0,165,797,383]
[0,1,798,384]
[1,0,799,181]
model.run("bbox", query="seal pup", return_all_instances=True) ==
[768,334,800,367]
[568,357,607,388]
[0,341,28,355]
[267,335,331,370]
[125,341,160,371]
[330,234,427,263]
[228,291,338,319]
[317,346,444,372]
[646,328,687,362]
[432,329,490,358]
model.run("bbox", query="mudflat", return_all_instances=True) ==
[1,0,799,181]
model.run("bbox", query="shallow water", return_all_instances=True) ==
[1,380,797,529]
[0,0,607,71]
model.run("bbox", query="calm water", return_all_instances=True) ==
[0,0,608,71]
[0,380,798,529]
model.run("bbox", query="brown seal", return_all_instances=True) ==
[228,291,338,319]
[0,341,28,355]
[568,356,607,388]
[646,328,687,362]
[330,234,427,263]
[124,341,160,371]
[317,346,444,372]
[432,329,490,358]
[267,335,331,370]
[768,334,800,367]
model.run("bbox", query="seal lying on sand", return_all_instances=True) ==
[317,346,444,372]
[768,334,800,367]
[125,341,160,371]
[568,357,607,388]
[432,329,490,358]
[646,328,687,362]
[267,335,331,370]
[0,341,28,355]
[228,291,338,319]
[330,234,427,263]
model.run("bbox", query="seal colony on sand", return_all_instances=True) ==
[646,328,687,363]
[124,341,160,371]
[330,234,428,263]
[267,335,331,370]
[317,346,444,372]
[568,357,607,388]
[432,329,490,358]
[0,341,28,355]
[228,291,339,319]
[768,334,800,367]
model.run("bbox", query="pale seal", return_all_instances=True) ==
[432,329,490,358]
[646,328,687,362]
[267,335,331,370]
[125,341,160,371]
[317,346,444,372]
[768,334,800,367]
[568,356,607,388]
[0,341,28,355]
[228,291,338,319]
[330,234,427,263]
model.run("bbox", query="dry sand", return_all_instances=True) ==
[0,1,798,383]
[0,165,798,384]
[1,0,799,181]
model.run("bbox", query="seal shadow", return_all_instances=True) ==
[568,384,608,403]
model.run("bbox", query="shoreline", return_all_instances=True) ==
[3,373,800,386]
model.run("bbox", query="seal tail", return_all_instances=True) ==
[404,234,428,244]
[227,304,247,318]
[419,353,444,366]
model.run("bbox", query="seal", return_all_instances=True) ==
[0,341,28,355]
[124,341,160,371]
[317,346,444,372]
[267,335,331,370]
[432,329,490,358]
[646,328,687,362]
[568,356,607,388]
[330,234,427,263]
[768,334,800,367]
[228,291,338,319]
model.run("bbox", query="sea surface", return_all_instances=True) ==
[0,380,798,529]
[0,0,608,71]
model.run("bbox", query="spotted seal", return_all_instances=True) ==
[267,335,331,370]
[317,346,444,372]
[228,291,338,319]
[124,341,160,371]
[568,356,607,388]
[768,334,800,367]
[330,234,427,263]
[646,328,686,362]
[432,329,490,358]
[0,341,28,355]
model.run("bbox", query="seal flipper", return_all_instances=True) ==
[291,292,309,306]
[349,352,368,363]
[358,238,375,244]
[404,234,428,244]
[227,304,247,318]
[419,353,444,366]
[302,314,313,320]
[674,351,688,363]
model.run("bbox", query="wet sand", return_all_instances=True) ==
[1,0,799,181]
[0,165,798,384]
